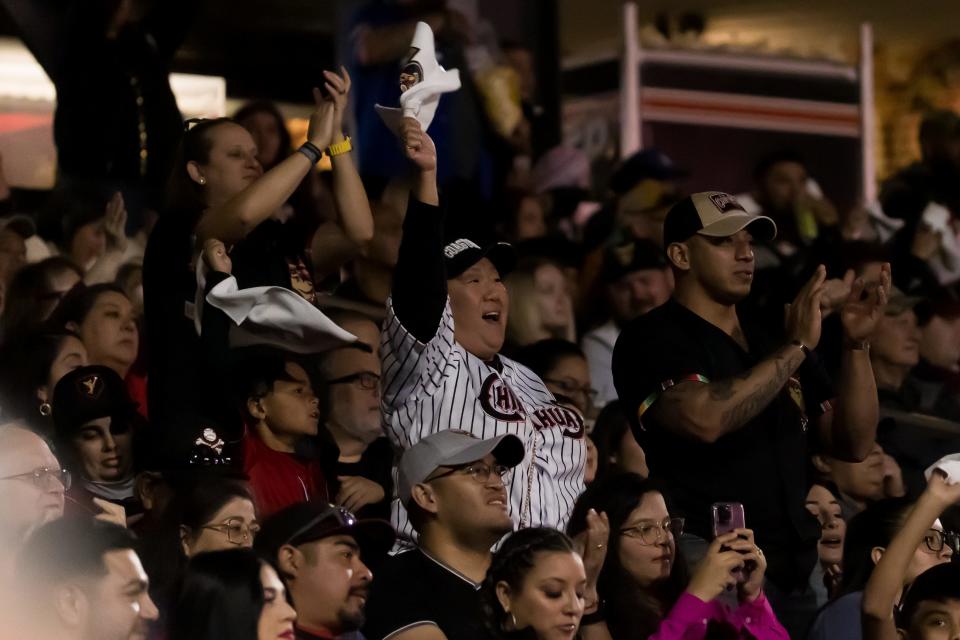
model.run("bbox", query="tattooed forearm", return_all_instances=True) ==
[719,352,797,428]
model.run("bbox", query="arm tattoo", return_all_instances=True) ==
[719,355,791,429]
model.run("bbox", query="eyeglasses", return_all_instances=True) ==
[426,462,511,485]
[327,371,380,391]
[544,378,598,402]
[620,517,685,545]
[202,517,261,545]
[922,529,959,554]
[0,467,71,490]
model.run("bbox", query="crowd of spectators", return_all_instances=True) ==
[2,1,960,639]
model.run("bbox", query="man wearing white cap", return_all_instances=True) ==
[613,191,889,633]
[362,430,523,640]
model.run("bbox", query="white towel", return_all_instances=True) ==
[924,453,960,485]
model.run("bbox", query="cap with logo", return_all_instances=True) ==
[134,412,245,480]
[601,238,669,283]
[254,502,395,566]
[444,238,516,279]
[662,191,778,248]
[397,430,525,505]
[52,365,139,437]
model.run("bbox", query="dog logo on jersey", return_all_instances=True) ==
[708,192,745,214]
[479,374,526,422]
[531,405,585,439]
[78,374,104,399]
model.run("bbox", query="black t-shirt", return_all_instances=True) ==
[335,437,394,521]
[362,548,486,640]
[612,298,831,591]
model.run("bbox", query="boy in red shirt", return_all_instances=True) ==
[234,352,332,517]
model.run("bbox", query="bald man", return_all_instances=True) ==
[0,423,67,578]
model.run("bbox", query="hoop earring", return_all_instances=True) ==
[502,611,517,631]
[39,402,52,417]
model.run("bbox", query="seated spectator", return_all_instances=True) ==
[862,469,960,640]
[382,120,585,542]
[912,295,960,421]
[255,502,395,640]
[804,481,846,603]
[0,256,82,337]
[144,71,371,424]
[362,431,524,640]
[169,548,296,640]
[233,351,332,517]
[52,283,139,382]
[505,258,576,349]
[806,497,952,640]
[568,472,788,640]
[513,339,596,418]
[582,238,672,407]
[589,401,648,484]
[52,365,142,518]
[479,527,587,640]
[15,517,158,640]
[319,310,392,519]
[812,443,905,517]
[0,329,87,434]
[0,422,66,581]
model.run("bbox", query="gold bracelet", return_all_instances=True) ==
[327,136,352,157]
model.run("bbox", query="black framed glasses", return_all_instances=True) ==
[544,378,598,404]
[202,517,261,545]
[922,529,959,554]
[0,467,71,490]
[327,371,380,391]
[426,462,511,485]
[620,517,685,545]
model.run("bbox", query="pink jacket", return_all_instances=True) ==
[648,592,789,640]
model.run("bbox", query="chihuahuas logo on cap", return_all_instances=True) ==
[708,193,746,214]
[78,374,104,399]
[479,374,526,422]
[444,238,481,259]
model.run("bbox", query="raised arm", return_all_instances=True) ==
[195,89,336,244]
[312,67,374,252]
[390,119,445,343]
[818,264,889,461]
[647,268,827,443]
[862,472,960,640]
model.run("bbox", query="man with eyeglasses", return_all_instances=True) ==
[362,430,524,640]
[320,310,392,519]
[255,502,395,640]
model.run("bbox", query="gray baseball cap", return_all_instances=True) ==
[397,430,525,505]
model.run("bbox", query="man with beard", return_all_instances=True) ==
[14,517,157,640]
[255,502,395,640]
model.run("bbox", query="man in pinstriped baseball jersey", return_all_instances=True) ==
[380,118,585,544]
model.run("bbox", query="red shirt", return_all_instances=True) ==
[243,431,329,518]
[125,371,149,419]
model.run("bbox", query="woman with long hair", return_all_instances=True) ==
[169,548,296,640]
[568,473,788,640]
[143,69,372,423]
[505,258,576,349]
[480,527,587,640]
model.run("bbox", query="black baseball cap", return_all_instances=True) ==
[135,413,245,480]
[0,213,36,238]
[662,191,777,249]
[255,502,395,565]
[610,149,688,195]
[444,238,516,279]
[601,238,669,283]
[52,365,139,437]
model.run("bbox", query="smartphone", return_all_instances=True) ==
[711,502,745,537]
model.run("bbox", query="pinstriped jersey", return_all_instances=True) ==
[381,297,586,542]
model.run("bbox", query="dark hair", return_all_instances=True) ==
[1,257,83,336]
[752,149,807,183]
[837,497,914,596]
[169,549,267,640]
[589,401,633,484]
[567,473,687,639]
[165,117,235,215]
[51,282,129,329]
[0,328,82,432]
[512,339,585,379]
[480,527,579,639]
[41,186,110,252]
[233,101,292,170]
[178,477,256,536]
[231,349,311,419]
[18,516,137,592]
[899,562,960,629]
